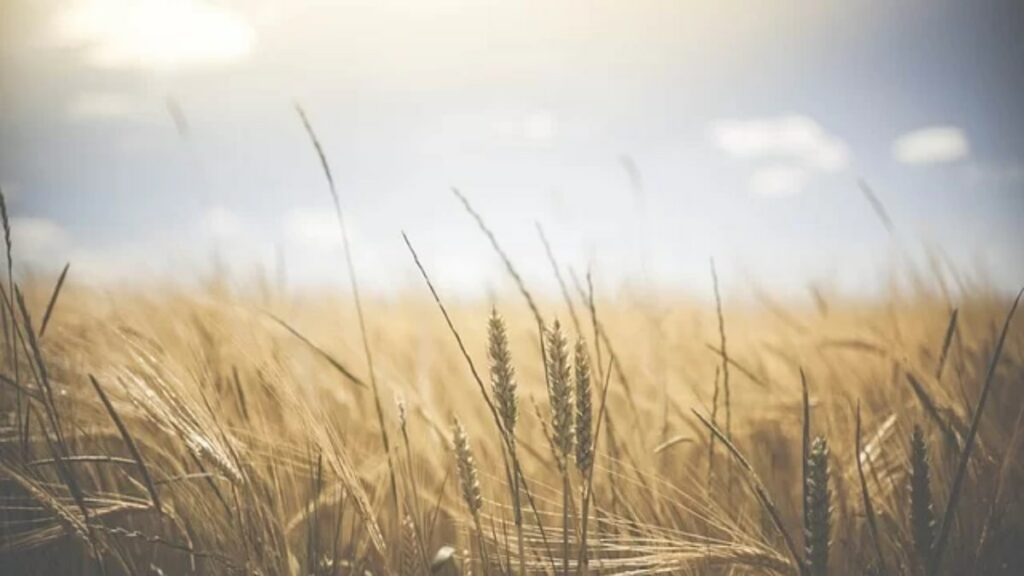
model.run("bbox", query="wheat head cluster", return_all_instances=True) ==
[1,173,1023,576]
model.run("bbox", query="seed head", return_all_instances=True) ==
[574,338,594,474]
[452,417,482,518]
[804,435,830,576]
[545,320,574,466]
[910,425,936,563]
[400,514,422,576]
[488,310,518,441]
[395,393,408,432]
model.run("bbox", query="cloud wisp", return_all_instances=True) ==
[892,126,970,165]
[708,115,849,197]
[51,0,255,70]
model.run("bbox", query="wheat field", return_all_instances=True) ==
[1,182,1022,576]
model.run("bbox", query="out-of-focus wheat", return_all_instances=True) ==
[1,214,1021,575]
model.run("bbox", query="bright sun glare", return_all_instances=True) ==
[51,0,255,70]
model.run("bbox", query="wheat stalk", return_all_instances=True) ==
[295,106,401,557]
[487,309,526,576]
[930,288,1022,575]
[544,320,575,576]
[855,402,889,576]
[452,417,488,572]
[574,337,596,575]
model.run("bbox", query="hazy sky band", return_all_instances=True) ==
[2,0,1022,297]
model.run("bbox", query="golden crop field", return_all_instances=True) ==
[4,5,1024,574]
[1,185,1022,575]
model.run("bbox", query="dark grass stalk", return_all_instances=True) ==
[309,451,323,574]
[570,269,604,383]
[855,402,889,576]
[15,288,66,447]
[692,409,806,576]
[707,366,720,489]
[402,233,505,435]
[450,189,578,489]
[1,189,12,334]
[295,105,400,529]
[264,312,368,389]
[402,232,557,572]
[573,340,593,575]
[544,322,574,576]
[570,267,620,570]
[536,223,582,335]
[0,371,41,401]
[577,356,612,576]
[929,288,1022,575]
[426,468,451,546]
[0,189,24,461]
[801,369,811,537]
[452,188,543,327]
[705,343,772,389]
[27,454,136,467]
[397,398,431,574]
[452,417,489,574]
[973,402,1024,573]
[452,190,568,466]
[561,473,571,576]
[0,455,91,548]
[32,404,107,573]
[710,259,732,504]
[39,262,70,338]
[567,268,641,427]
[935,308,958,382]
[331,487,346,576]
[858,179,896,237]
[905,371,960,451]
[496,516,512,576]
[0,186,11,306]
[232,367,250,423]
[88,374,162,514]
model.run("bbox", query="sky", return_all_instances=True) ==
[1,0,1023,300]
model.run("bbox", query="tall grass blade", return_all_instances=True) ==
[929,288,1023,574]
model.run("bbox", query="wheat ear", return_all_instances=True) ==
[804,436,830,576]
[909,425,936,568]
[487,310,526,576]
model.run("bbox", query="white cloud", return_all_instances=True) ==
[10,218,70,262]
[892,126,969,165]
[709,115,849,172]
[51,0,255,70]
[748,164,808,198]
[709,115,849,197]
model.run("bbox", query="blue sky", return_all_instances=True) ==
[1,0,1022,299]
